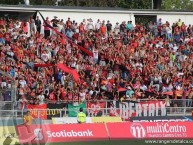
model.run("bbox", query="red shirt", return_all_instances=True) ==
[4,33,10,42]
[79,25,84,33]
[0,20,5,26]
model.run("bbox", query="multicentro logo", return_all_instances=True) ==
[130,123,146,138]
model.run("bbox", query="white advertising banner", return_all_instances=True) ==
[52,117,92,124]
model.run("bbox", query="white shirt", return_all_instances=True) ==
[93,50,98,59]
[95,22,101,30]
[38,94,45,104]
[140,85,147,91]
[19,80,26,88]
[166,26,172,33]
[79,92,86,102]
[87,22,94,30]
[173,45,178,52]
[66,44,72,54]
[41,53,49,62]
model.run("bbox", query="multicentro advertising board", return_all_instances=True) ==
[107,122,193,139]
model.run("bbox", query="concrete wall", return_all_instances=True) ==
[157,14,193,25]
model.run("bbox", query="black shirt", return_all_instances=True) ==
[51,19,59,27]
[106,23,112,31]
[35,19,41,27]
[120,24,125,32]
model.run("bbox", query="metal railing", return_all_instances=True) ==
[0,99,192,106]
[0,99,192,119]
[0,107,192,119]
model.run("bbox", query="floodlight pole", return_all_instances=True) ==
[152,0,154,9]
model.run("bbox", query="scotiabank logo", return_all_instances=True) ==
[130,123,146,138]
[47,130,93,138]
[34,128,43,141]
[33,129,94,139]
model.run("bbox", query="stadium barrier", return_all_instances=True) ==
[0,99,191,111]
[14,122,193,144]
[52,116,122,124]
[0,107,192,119]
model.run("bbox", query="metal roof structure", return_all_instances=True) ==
[0,4,193,15]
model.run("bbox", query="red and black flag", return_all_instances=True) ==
[37,11,93,57]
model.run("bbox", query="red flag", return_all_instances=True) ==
[71,70,80,82]
[56,63,80,82]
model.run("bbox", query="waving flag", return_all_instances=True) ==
[56,63,80,82]
[37,11,93,57]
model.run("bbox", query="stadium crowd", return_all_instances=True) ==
[0,15,193,108]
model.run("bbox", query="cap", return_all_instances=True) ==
[79,107,83,112]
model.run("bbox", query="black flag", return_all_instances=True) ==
[32,11,38,20]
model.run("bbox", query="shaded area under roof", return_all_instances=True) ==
[0,4,193,12]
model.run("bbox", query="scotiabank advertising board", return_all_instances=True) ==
[16,123,108,144]
[107,122,193,139]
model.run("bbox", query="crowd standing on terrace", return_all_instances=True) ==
[0,15,193,109]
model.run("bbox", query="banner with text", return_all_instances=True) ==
[109,100,166,120]
[17,123,108,144]
[27,104,47,119]
[87,102,106,117]
[47,103,67,119]
[107,122,193,139]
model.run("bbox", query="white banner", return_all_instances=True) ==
[52,117,92,124]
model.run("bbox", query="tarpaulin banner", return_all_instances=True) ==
[16,123,108,144]
[107,122,193,139]
[109,100,166,120]
[27,104,47,119]
[68,102,86,117]
[46,103,67,119]
[87,101,106,117]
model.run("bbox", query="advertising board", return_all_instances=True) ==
[52,117,122,124]
[107,122,193,139]
[17,123,108,144]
